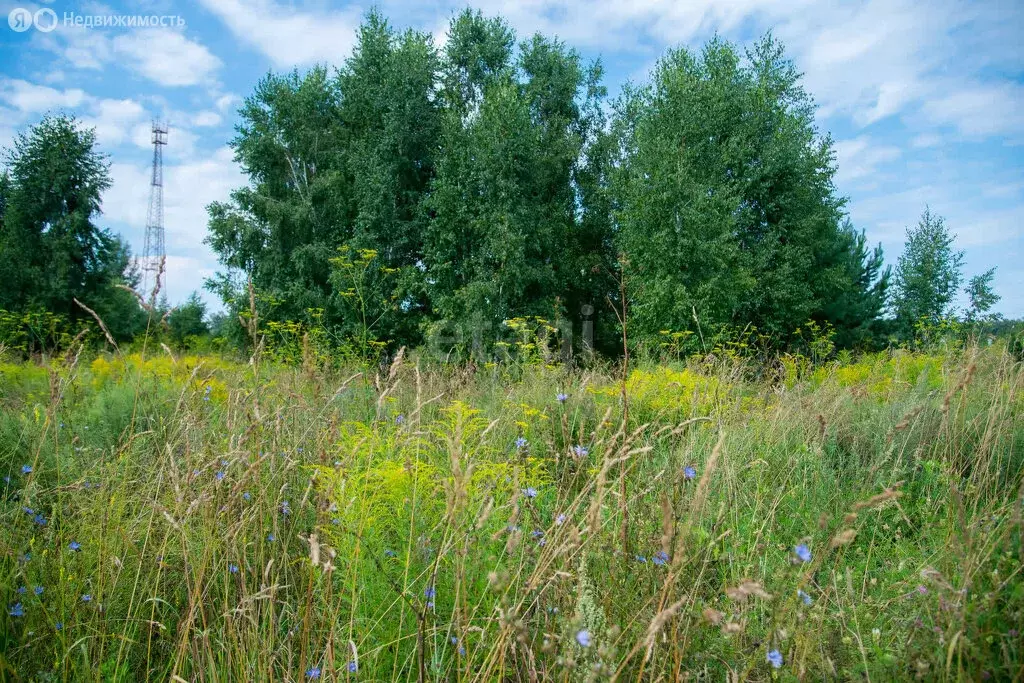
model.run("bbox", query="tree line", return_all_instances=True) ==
[0,9,1007,357]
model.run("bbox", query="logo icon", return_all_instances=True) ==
[34,8,58,32]
[8,7,32,31]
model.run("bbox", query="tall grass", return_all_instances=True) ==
[1,343,1022,681]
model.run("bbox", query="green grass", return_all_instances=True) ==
[1,344,1022,681]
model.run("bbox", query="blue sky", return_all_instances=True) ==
[1,0,1022,317]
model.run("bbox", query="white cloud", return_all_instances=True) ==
[0,79,88,113]
[197,0,362,67]
[214,93,240,113]
[112,30,222,87]
[832,136,902,187]
[922,82,1024,140]
[81,97,147,146]
[31,24,220,87]
[192,110,222,127]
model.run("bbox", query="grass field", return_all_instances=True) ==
[1,343,1022,681]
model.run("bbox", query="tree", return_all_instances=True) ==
[206,11,440,348]
[168,292,209,346]
[422,11,610,351]
[965,268,1000,324]
[611,36,887,348]
[891,207,964,337]
[0,114,143,340]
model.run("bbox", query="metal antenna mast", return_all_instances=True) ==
[141,121,168,306]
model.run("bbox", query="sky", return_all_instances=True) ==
[1,0,1022,317]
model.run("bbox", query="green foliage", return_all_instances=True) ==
[611,37,889,349]
[965,267,1001,324]
[0,115,142,339]
[167,292,209,348]
[891,207,965,339]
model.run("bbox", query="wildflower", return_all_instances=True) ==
[766,649,783,668]
[653,550,669,566]
[297,447,303,453]
[242,492,251,501]
[797,589,812,605]
[229,563,239,574]
[347,661,358,673]
[23,507,34,515]
[34,513,47,526]
[215,471,225,481]
[515,437,528,449]
[523,486,538,499]
[384,549,396,557]
[424,585,436,600]
[34,586,43,596]
[55,622,63,631]
[69,541,81,552]
[81,594,92,602]
[794,544,812,563]
[916,585,928,595]
[683,466,696,480]
[21,465,32,474]
[9,603,24,617]
[306,666,321,679]
[17,586,26,594]
[395,414,405,425]
[280,501,291,516]
[635,555,648,563]
[572,445,589,458]
[555,513,566,525]
[556,393,568,403]
[531,529,544,539]
[576,630,591,647]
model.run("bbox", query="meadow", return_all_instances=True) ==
[1,341,1022,681]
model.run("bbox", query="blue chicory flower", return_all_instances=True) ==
[794,544,812,563]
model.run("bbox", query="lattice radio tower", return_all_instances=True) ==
[141,121,168,306]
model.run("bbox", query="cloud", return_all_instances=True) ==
[112,30,222,87]
[922,81,1024,140]
[31,24,220,87]
[81,97,147,146]
[0,79,88,112]
[197,0,362,68]
[832,136,902,187]
[192,110,222,127]
[214,93,240,113]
